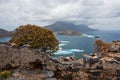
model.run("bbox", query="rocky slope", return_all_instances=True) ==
[0,43,120,80]
[0,43,60,70]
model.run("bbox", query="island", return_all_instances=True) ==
[56,30,83,36]
[0,29,11,37]
[44,21,96,36]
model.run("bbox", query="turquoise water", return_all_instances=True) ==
[0,30,120,58]
[54,35,95,58]
[54,30,120,58]
[0,37,11,42]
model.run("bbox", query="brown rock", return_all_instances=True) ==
[0,43,60,70]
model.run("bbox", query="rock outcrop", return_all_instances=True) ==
[0,43,60,70]
[109,40,120,53]
[0,43,120,80]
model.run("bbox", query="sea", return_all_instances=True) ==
[0,30,120,58]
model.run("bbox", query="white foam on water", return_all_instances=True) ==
[54,48,84,55]
[87,35,95,38]
[59,40,70,47]
[55,40,84,55]
[83,34,95,38]
[70,49,84,52]
[60,41,70,43]
[59,43,67,47]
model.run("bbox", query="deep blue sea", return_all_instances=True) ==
[0,30,120,58]
[54,30,120,58]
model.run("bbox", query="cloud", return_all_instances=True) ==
[0,0,120,30]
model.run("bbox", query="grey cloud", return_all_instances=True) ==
[0,0,120,30]
[82,0,104,6]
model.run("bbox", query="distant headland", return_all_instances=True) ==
[45,21,96,36]
[0,29,11,37]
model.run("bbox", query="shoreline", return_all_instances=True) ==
[0,41,120,79]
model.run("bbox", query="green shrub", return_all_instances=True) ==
[0,70,13,79]
[9,24,59,52]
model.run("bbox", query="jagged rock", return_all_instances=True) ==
[109,40,120,53]
[114,57,120,62]
[58,56,77,63]
[45,78,57,80]
[0,43,60,70]
[42,70,55,77]
[1,43,120,80]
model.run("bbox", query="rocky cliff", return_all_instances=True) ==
[0,43,120,80]
[0,43,60,70]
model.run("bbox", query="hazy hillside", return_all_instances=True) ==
[45,21,96,32]
[0,28,11,37]
[56,30,83,36]
[77,24,95,32]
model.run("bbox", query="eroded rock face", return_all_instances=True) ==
[109,40,120,53]
[1,43,120,80]
[0,43,59,70]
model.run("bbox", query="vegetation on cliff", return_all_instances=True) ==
[94,40,110,55]
[9,24,59,52]
[0,39,120,79]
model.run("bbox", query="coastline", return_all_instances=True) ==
[0,42,120,80]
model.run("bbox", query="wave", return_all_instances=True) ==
[70,49,84,52]
[83,34,95,38]
[59,43,67,47]
[54,48,84,55]
[60,41,70,43]
[55,40,84,55]
[59,40,70,47]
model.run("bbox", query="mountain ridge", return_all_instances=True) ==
[44,21,96,33]
[0,28,11,37]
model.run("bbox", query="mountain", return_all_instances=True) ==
[77,24,96,32]
[44,21,96,33]
[0,28,11,37]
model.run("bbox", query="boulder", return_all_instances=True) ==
[0,43,60,70]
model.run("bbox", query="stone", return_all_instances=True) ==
[0,43,61,70]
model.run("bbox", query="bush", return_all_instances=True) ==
[94,40,110,55]
[9,24,59,52]
[0,70,13,79]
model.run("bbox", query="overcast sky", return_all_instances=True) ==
[0,0,120,31]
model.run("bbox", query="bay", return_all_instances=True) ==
[54,30,120,58]
[0,30,120,58]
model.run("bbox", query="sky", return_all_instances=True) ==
[0,0,120,31]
